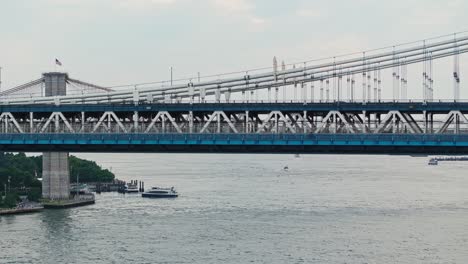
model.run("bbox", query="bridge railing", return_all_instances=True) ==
[6,98,468,107]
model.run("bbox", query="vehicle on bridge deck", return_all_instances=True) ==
[142,187,178,198]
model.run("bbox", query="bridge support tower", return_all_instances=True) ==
[41,72,70,200]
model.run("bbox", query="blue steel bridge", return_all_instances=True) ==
[0,101,468,154]
[0,32,467,154]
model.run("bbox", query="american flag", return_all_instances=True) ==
[55,58,62,66]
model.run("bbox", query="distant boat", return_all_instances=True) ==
[70,183,91,195]
[428,158,438,166]
[142,187,178,198]
[294,154,300,158]
[283,166,289,170]
[124,183,139,193]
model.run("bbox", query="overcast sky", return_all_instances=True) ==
[0,0,466,99]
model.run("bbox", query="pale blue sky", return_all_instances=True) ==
[0,0,466,99]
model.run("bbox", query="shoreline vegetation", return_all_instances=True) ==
[0,153,114,209]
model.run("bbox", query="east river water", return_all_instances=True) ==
[1,154,468,263]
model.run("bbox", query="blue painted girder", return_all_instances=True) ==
[0,133,467,147]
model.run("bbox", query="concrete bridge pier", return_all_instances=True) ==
[42,152,70,199]
[41,72,70,200]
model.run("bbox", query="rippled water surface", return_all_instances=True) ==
[1,154,468,263]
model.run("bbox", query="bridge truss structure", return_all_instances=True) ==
[1,102,468,135]
[0,102,466,153]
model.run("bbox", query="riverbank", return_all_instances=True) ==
[42,194,96,209]
[0,153,115,209]
[0,202,44,216]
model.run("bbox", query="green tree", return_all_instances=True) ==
[2,192,19,208]
[0,152,115,200]
[69,156,114,183]
[27,187,42,202]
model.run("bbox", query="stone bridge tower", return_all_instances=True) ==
[41,72,70,200]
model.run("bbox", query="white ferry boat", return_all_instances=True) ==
[142,187,178,198]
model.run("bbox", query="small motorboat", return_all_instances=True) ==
[142,187,178,198]
[428,158,439,166]
[283,165,289,171]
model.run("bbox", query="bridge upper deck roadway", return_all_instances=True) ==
[2,101,468,113]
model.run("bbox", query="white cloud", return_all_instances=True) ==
[210,0,253,13]
[248,16,268,32]
[408,6,458,26]
[118,0,177,9]
[296,9,323,18]
[209,0,268,30]
[45,0,95,6]
[250,17,265,25]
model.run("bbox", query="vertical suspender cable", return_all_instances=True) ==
[393,47,397,100]
[429,52,433,100]
[320,79,324,101]
[362,52,367,101]
[338,67,342,101]
[454,34,460,101]
[311,81,315,102]
[301,82,306,102]
[423,41,427,101]
[347,71,351,101]
[396,57,401,101]
[332,58,336,101]
[333,73,336,101]
[400,60,407,101]
[377,63,382,101]
[310,66,314,102]
[293,64,297,101]
[373,67,378,102]
[282,61,286,101]
[426,49,430,100]
[255,86,259,102]
[367,66,371,102]
[271,56,277,102]
[302,63,307,102]
[326,77,330,101]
